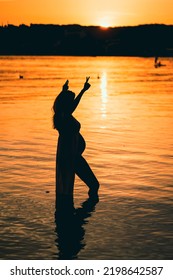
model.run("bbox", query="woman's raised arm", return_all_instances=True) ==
[71,77,91,113]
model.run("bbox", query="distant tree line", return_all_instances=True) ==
[0,24,173,56]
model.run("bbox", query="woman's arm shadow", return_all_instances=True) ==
[54,195,99,259]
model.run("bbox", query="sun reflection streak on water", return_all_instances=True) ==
[100,71,108,120]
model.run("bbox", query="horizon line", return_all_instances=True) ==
[1,22,173,28]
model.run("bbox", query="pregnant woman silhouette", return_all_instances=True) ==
[53,78,99,202]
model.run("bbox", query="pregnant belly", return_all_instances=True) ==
[78,133,86,154]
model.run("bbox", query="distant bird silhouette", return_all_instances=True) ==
[19,75,24,79]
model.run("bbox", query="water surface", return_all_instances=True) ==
[0,56,173,259]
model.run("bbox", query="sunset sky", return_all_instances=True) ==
[0,0,173,27]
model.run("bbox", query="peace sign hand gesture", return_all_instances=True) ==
[83,76,91,91]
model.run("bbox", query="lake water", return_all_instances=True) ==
[0,56,173,260]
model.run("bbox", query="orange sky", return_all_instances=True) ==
[0,0,173,27]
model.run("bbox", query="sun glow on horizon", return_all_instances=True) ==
[100,22,110,28]
[0,0,173,27]
[98,16,113,28]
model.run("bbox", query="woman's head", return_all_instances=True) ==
[53,90,75,113]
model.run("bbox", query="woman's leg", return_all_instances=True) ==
[75,156,99,197]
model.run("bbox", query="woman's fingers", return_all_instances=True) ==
[86,76,90,82]
[62,80,69,91]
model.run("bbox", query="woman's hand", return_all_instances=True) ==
[83,76,91,91]
[70,77,91,113]
[62,80,69,91]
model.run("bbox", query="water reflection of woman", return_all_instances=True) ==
[53,78,99,201]
[55,195,99,259]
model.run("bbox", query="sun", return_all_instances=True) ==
[100,23,110,29]
[99,18,111,29]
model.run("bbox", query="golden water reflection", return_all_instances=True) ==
[1,56,173,260]
[100,71,108,119]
